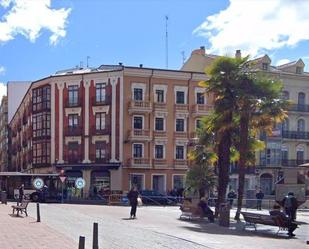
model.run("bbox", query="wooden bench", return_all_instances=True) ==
[11,200,30,217]
[241,211,289,234]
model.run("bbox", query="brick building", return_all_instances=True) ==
[9,65,209,196]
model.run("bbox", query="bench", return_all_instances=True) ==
[180,202,203,220]
[241,211,289,234]
[11,200,30,217]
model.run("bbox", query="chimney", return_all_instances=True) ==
[119,62,123,66]
[139,64,143,68]
[192,46,206,56]
[235,50,241,58]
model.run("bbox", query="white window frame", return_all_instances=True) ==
[195,87,207,104]
[195,119,202,131]
[154,117,166,131]
[153,84,167,103]
[174,86,188,104]
[131,83,146,101]
[175,118,186,132]
[132,115,144,130]
[151,174,167,192]
[172,174,186,189]
[129,173,145,190]
[175,145,186,160]
[132,143,144,158]
[154,143,166,159]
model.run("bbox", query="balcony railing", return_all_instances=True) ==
[281,159,309,167]
[282,130,309,140]
[90,154,110,164]
[174,131,188,138]
[92,96,111,106]
[64,127,83,136]
[230,166,256,174]
[65,98,82,108]
[289,104,309,112]
[174,104,189,112]
[153,102,167,110]
[173,159,188,168]
[128,100,152,113]
[65,155,82,164]
[153,159,167,166]
[153,130,167,138]
[191,104,213,114]
[128,158,150,167]
[128,129,151,141]
[91,125,110,135]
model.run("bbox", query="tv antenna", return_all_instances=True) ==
[181,51,186,65]
[86,56,90,68]
[165,15,169,69]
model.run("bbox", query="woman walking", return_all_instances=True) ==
[127,186,139,219]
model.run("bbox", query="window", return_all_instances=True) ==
[296,67,302,74]
[96,83,106,103]
[32,113,51,138]
[282,119,289,131]
[297,119,305,132]
[32,85,51,112]
[156,89,164,103]
[176,119,185,132]
[262,63,268,70]
[196,92,205,104]
[196,119,202,130]
[296,147,304,162]
[130,174,144,191]
[68,85,79,107]
[133,88,143,101]
[176,146,184,159]
[176,91,185,104]
[133,144,143,158]
[95,142,106,160]
[281,148,288,161]
[68,114,78,128]
[32,142,50,165]
[298,92,305,105]
[155,118,164,131]
[282,91,289,100]
[173,175,185,190]
[155,145,164,159]
[95,113,106,130]
[133,116,143,129]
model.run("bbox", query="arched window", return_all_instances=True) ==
[282,91,289,100]
[298,92,305,105]
[282,119,289,131]
[296,146,305,164]
[297,119,305,132]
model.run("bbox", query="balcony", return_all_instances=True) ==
[191,104,213,115]
[289,104,309,112]
[174,131,188,139]
[230,166,256,174]
[153,102,167,110]
[282,130,309,140]
[153,159,167,168]
[91,125,110,136]
[174,104,189,112]
[65,155,82,164]
[92,96,111,106]
[127,129,151,141]
[64,127,83,136]
[65,98,82,108]
[128,100,152,114]
[153,130,167,138]
[90,154,110,164]
[281,159,309,167]
[128,158,151,167]
[173,159,188,169]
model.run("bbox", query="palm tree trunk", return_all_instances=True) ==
[215,129,232,217]
[235,113,249,220]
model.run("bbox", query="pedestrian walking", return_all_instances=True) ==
[227,190,236,207]
[282,192,298,221]
[18,184,24,204]
[256,189,264,210]
[127,186,139,219]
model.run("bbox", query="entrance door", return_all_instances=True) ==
[152,175,165,194]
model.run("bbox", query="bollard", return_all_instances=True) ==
[36,202,41,222]
[92,222,98,249]
[78,236,85,249]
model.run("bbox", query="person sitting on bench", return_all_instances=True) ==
[198,197,214,222]
[269,204,298,237]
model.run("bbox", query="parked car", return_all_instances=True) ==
[139,190,176,205]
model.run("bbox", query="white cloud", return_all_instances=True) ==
[0,0,71,45]
[0,82,7,100]
[276,59,290,66]
[0,66,5,75]
[194,0,309,57]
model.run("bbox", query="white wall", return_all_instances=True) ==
[7,81,31,123]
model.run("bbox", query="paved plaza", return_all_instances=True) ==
[0,202,308,249]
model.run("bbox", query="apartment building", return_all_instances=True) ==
[9,65,209,196]
[0,96,8,172]
[182,47,309,196]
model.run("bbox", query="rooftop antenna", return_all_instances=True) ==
[80,61,83,68]
[165,15,169,69]
[86,56,90,68]
[181,51,186,65]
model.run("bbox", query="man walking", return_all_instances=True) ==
[282,192,298,221]
[127,186,139,219]
[18,184,24,204]
[256,189,264,210]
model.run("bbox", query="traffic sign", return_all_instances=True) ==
[59,176,67,183]
[33,178,44,190]
[75,178,85,189]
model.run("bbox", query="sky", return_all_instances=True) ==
[0,0,309,99]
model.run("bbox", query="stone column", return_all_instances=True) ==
[83,80,91,163]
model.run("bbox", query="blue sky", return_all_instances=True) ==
[0,0,309,97]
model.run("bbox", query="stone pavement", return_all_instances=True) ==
[24,203,308,249]
[0,203,76,249]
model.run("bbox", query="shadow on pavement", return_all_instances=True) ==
[8,214,24,218]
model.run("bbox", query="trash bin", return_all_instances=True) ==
[1,191,7,204]
[219,203,230,227]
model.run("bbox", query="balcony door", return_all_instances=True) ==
[152,175,165,194]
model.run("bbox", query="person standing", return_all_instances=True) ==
[127,186,139,219]
[282,192,298,221]
[256,189,264,210]
[18,184,24,204]
[227,190,237,207]
[198,197,215,222]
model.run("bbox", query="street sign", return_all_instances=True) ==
[59,176,67,183]
[33,178,44,190]
[75,178,85,189]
